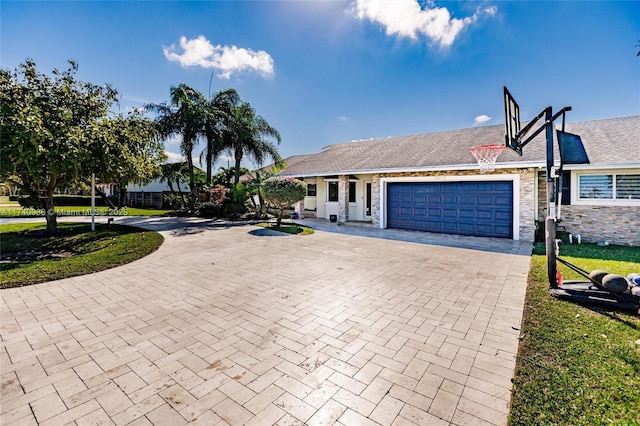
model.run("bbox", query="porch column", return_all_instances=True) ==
[372,174,381,228]
[338,175,349,223]
[295,198,305,219]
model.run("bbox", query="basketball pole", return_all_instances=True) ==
[544,106,574,289]
[544,107,559,288]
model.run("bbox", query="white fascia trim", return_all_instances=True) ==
[278,162,543,178]
[379,174,521,241]
[562,163,640,171]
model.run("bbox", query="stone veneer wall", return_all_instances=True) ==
[536,171,640,246]
[371,169,537,241]
[338,175,349,223]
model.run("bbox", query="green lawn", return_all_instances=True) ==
[509,243,640,425]
[0,222,164,288]
[256,221,315,235]
[0,205,171,217]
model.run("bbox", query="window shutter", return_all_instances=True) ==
[616,174,640,200]
[579,175,612,199]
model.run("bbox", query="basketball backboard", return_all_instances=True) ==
[557,130,590,165]
[503,86,522,155]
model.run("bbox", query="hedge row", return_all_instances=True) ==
[16,195,117,207]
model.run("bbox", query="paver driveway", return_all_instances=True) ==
[1,221,531,425]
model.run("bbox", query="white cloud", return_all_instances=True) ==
[164,151,184,163]
[163,151,206,169]
[337,115,350,122]
[163,35,275,79]
[473,114,492,125]
[354,0,497,48]
[164,135,182,145]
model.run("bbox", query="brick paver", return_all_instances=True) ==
[0,219,531,425]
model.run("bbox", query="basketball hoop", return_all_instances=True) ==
[469,144,506,173]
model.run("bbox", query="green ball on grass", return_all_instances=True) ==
[602,274,630,294]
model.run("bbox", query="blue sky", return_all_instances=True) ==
[2,0,639,169]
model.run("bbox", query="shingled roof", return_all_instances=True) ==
[278,115,640,177]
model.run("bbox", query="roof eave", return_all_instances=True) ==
[276,161,547,178]
[561,162,640,170]
[277,160,640,178]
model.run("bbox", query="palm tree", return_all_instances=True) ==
[224,101,282,186]
[213,166,235,188]
[159,162,189,207]
[201,89,240,185]
[147,84,207,210]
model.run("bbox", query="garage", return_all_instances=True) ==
[387,181,513,238]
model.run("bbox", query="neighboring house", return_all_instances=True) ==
[95,183,119,197]
[128,163,207,208]
[276,116,640,246]
[128,179,189,209]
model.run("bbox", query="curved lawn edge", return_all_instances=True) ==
[0,222,164,288]
[254,221,315,235]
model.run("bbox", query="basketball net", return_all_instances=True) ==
[469,144,506,173]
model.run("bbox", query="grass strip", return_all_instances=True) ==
[1,222,163,288]
[0,206,171,217]
[509,243,640,425]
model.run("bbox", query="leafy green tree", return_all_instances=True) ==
[261,178,306,228]
[159,162,189,207]
[93,112,165,208]
[0,59,118,234]
[245,159,286,218]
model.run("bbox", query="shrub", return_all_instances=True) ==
[163,193,185,210]
[220,184,251,218]
[18,195,112,207]
[197,202,222,218]
[198,185,227,218]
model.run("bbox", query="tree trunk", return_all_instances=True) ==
[43,195,57,235]
[94,186,117,209]
[118,186,128,208]
[277,207,284,228]
[234,148,243,186]
[186,155,197,211]
[175,178,187,207]
[249,192,258,215]
[255,193,265,219]
[206,142,213,186]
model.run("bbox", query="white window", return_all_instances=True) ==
[307,184,317,197]
[579,175,612,199]
[616,175,640,200]
[576,172,640,204]
[327,182,338,202]
[326,181,356,202]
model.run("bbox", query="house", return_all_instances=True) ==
[127,163,195,209]
[94,183,119,197]
[276,115,640,246]
[127,178,189,209]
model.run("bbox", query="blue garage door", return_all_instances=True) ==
[387,181,513,238]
